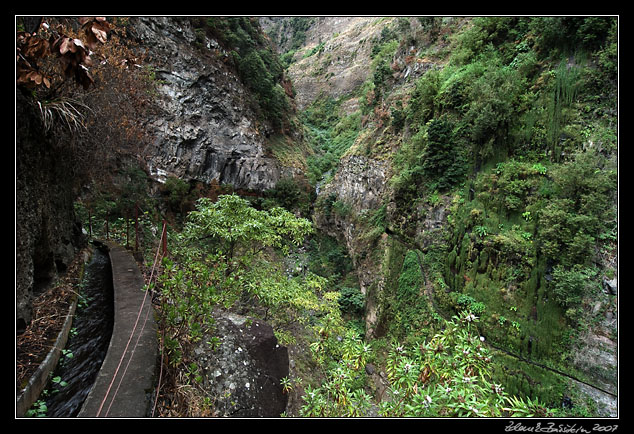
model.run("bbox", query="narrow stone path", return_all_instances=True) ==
[78,242,157,418]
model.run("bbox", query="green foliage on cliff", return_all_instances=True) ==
[335,16,617,415]
[301,95,362,184]
[194,17,292,130]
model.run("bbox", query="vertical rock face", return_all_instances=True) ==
[313,154,391,338]
[314,154,389,253]
[325,155,389,213]
[15,91,84,332]
[131,17,285,191]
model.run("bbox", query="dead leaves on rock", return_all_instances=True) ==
[16,32,51,88]
[16,17,110,90]
[80,17,110,49]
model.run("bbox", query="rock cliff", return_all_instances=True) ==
[16,91,84,332]
[131,17,297,191]
[265,17,393,113]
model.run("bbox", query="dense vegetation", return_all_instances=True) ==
[280,16,617,417]
[19,16,617,418]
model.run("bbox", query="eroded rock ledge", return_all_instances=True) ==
[192,311,289,417]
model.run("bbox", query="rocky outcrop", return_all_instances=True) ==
[313,153,391,337]
[570,286,618,417]
[314,153,389,253]
[192,311,289,417]
[130,17,289,191]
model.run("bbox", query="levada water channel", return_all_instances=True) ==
[44,243,114,417]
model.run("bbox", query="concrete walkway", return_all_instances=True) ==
[78,242,157,418]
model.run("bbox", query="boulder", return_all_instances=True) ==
[192,311,289,417]
[603,277,617,295]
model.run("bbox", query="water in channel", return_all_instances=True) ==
[44,243,114,417]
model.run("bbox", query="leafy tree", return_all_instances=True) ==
[243,263,337,326]
[183,194,313,265]
[155,194,330,413]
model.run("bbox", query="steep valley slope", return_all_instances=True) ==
[262,16,618,416]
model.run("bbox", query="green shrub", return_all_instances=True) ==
[163,176,191,213]
[378,312,552,417]
[407,69,442,129]
[456,294,486,316]
[538,150,616,266]
[551,265,597,305]
[338,286,365,316]
[530,17,614,58]
[302,97,361,184]
[266,177,311,216]
[307,232,354,280]
[420,117,467,191]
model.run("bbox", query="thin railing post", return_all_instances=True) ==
[161,220,167,257]
[135,203,140,252]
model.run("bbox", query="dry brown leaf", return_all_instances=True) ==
[23,37,49,58]
[91,26,108,44]
[58,37,74,54]
[84,31,98,50]
[73,38,86,50]
[17,17,109,91]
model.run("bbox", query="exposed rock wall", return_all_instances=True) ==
[130,17,288,191]
[281,17,392,112]
[313,153,391,337]
[15,91,84,332]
